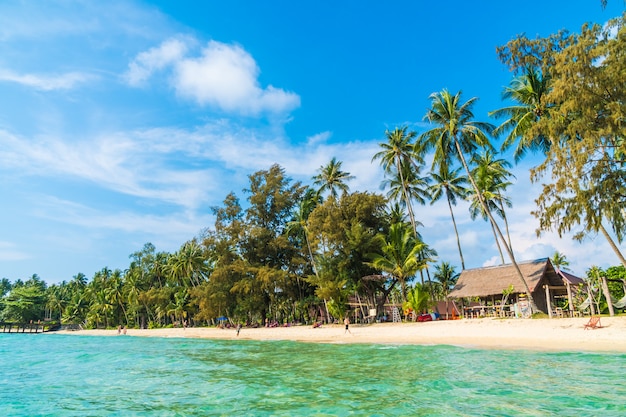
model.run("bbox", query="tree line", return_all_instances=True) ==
[1,14,624,327]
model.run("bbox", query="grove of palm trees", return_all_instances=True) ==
[2,14,625,328]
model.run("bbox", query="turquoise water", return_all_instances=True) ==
[0,334,625,416]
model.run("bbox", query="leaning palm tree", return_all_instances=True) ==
[471,149,515,250]
[373,127,423,237]
[467,181,507,264]
[428,165,469,269]
[312,157,355,199]
[420,89,538,312]
[489,67,552,162]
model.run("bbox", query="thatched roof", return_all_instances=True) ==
[556,269,585,286]
[449,258,575,298]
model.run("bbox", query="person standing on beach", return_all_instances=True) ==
[344,317,351,334]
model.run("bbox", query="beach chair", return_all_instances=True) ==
[583,315,602,330]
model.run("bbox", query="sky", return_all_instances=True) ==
[0,1,624,284]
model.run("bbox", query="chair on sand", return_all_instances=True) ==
[583,316,603,330]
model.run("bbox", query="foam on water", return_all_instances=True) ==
[1,334,624,416]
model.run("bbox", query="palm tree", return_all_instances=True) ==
[472,150,515,250]
[420,89,538,312]
[428,165,469,269]
[433,261,460,319]
[373,127,423,237]
[286,188,322,279]
[489,67,552,162]
[312,157,354,199]
[167,240,209,288]
[381,163,431,209]
[550,251,571,272]
[403,284,430,321]
[385,201,409,225]
[467,150,514,264]
[368,222,426,301]
[467,184,507,264]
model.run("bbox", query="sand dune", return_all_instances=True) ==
[52,316,626,353]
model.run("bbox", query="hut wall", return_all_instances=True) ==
[531,281,549,314]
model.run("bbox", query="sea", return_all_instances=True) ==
[1,334,624,416]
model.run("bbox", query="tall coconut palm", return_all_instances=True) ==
[382,163,431,209]
[472,150,515,250]
[373,127,423,237]
[467,183,507,264]
[489,67,552,162]
[428,166,469,269]
[420,89,538,312]
[312,157,354,199]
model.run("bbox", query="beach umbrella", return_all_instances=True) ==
[217,316,228,321]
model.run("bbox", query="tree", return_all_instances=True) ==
[550,251,571,272]
[307,191,388,318]
[420,89,538,311]
[489,67,552,162]
[238,164,306,321]
[429,166,469,269]
[286,188,322,279]
[468,150,515,263]
[313,157,354,199]
[497,16,626,268]
[1,282,46,322]
[433,261,460,319]
[167,239,209,288]
[402,284,430,321]
[373,127,422,237]
[432,261,460,299]
[368,222,426,301]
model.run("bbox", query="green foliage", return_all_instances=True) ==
[1,284,46,322]
[403,284,431,320]
[497,16,626,256]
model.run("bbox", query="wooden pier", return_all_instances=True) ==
[1,322,48,333]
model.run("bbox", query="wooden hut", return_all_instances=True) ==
[448,258,584,317]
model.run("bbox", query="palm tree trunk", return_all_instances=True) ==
[304,228,320,278]
[498,197,514,253]
[599,223,626,268]
[454,140,539,313]
[447,196,466,269]
[397,160,418,237]
[489,220,505,264]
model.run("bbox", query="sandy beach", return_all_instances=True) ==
[53,316,626,353]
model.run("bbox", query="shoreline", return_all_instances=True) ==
[50,316,626,353]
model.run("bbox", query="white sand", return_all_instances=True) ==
[52,316,626,353]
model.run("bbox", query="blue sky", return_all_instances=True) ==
[0,1,624,284]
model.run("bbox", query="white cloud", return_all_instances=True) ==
[0,128,221,211]
[0,69,94,90]
[35,196,208,239]
[125,38,301,115]
[124,38,190,86]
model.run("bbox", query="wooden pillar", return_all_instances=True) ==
[601,275,615,317]
[545,285,552,318]
[566,282,574,317]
